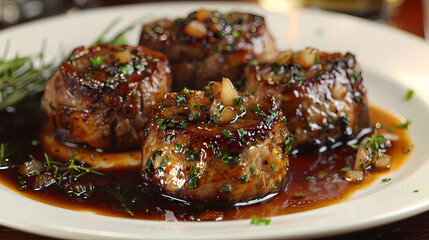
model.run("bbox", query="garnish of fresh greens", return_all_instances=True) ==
[0,42,55,111]
[103,184,137,216]
[250,216,271,226]
[405,89,414,100]
[350,129,388,154]
[0,19,136,111]
[44,152,105,184]
[0,142,16,167]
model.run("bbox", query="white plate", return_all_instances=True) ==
[1,2,429,239]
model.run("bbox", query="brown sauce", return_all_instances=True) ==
[0,99,412,221]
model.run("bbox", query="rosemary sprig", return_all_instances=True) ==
[0,142,16,167]
[103,184,137,216]
[43,152,105,185]
[0,19,136,111]
[0,45,56,111]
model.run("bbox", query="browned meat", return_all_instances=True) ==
[141,78,291,203]
[43,44,172,150]
[139,9,277,90]
[245,48,371,150]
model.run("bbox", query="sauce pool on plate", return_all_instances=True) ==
[0,100,412,221]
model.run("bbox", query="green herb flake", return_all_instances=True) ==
[250,216,271,226]
[250,59,258,67]
[382,178,391,182]
[398,119,412,129]
[250,165,255,176]
[182,87,190,94]
[221,130,231,138]
[240,173,248,184]
[220,185,232,193]
[405,89,414,100]
[271,164,276,171]
[413,189,419,193]
[340,167,352,172]
[294,193,305,198]
[304,176,317,181]
[282,134,293,152]
[237,129,247,140]
[90,56,105,67]
[403,148,410,153]
[175,94,187,105]
[188,166,199,189]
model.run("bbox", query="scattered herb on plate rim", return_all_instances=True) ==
[250,216,271,225]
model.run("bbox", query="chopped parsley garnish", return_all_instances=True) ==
[240,173,248,184]
[250,216,271,226]
[182,87,190,94]
[271,164,276,171]
[216,149,240,165]
[304,176,317,181]
[341,115,351,127]
[220,185,232,193]
[90,56,105,67]
[250,60,258,67]
[188,166,199,189]
[151,57,160,62]
[282,134,293,152]
[203,82,215,100]
[120,64,132,75]
[237,129,247,140]
[233,96,244,106]
[381,178,391,182]
[398,119,412,129]
[314,55,320,64]
[221,130,231,138]
[175,94,187,105]
[340,167,352,172]
[294,193,305,198]
[250,165,256,176]
[413,189,419,193]
[405,89,414,100]
[160,156,169,168]
[145,154,155,171]
[351,72,362,82]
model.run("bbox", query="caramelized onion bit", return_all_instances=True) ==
[354,147,372,170]
[276,50,293,65]
[196,9,211,22]
[221,77,238,106]
[345,170,363,183]
[184,20,208,39]
[297,47,318,68]
[374,154,391,169]
[115,50,132,64]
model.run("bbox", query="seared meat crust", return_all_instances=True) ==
[141,81,291,203]
[245,49,370,149]
[139,9,277,90]
[43,44,172,150]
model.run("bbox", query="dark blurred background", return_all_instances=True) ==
[0,0,425,38]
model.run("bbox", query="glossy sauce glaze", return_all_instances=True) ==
[0,99,412,221]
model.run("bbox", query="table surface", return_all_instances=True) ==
[0,0,428,239]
